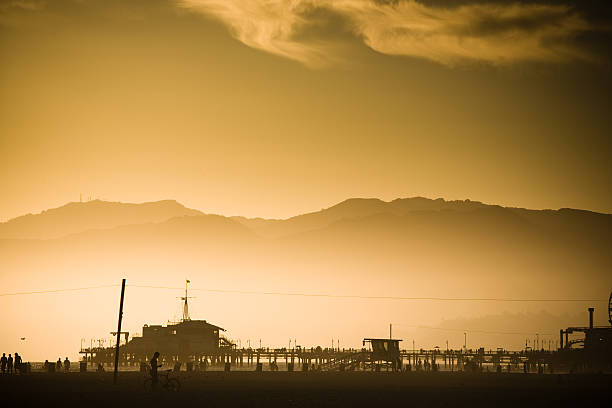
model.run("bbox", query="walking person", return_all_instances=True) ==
[1,353,6,374]
[7,354,13,374]
[14,353,22,374]
[56,358,62,372]
[64,357,70,373]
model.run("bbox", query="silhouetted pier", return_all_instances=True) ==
[75,293,612,374]
[78,345,566,373]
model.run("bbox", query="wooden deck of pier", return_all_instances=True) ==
[79,346,561,372]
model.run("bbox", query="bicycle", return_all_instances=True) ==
[144,369,181,392]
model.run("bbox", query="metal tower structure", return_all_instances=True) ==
[179,279,194,321]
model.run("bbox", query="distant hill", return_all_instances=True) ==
[0,199,203,239]
[1,196,610,353]
[2,197,611,245]
[1,196,611,287]
[232,197,491,238]
[231,197,612,241]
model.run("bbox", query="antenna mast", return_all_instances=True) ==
[180,279,193,321]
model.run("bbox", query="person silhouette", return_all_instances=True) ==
[150,352,162,390]
[64,357,70,373]
[1,353,6,374]
[7,354,13,374]
[56,358,62,371]
[14,353,22,374]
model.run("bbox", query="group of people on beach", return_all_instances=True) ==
[0,353,23,374]
[43,357,71,372]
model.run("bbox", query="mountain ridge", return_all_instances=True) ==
[2,196,611,242]
[0,199,203,240]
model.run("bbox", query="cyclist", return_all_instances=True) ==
[150,352,162,390]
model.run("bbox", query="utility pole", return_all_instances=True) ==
[464,332,467,350]
[389,323,392,339]
[113,279,126,385]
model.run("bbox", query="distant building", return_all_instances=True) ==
[80,281,234,365]
[558,303,612,371]
[126,319,231,362]
[81,319,233,365]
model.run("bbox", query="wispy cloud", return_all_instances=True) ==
[179,0,336,66]
[336,0,592,65]
[180,0,598,66]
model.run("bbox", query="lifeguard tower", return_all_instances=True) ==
[363,338,402,371]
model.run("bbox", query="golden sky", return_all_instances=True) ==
[1,0,611,221]
[1,1,612,361]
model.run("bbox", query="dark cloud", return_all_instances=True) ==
[2,1,610,66]
[180,0,611,66]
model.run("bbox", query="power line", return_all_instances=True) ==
[0,284,119,297]
[128,285,605,303]
[0,283,605,303]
